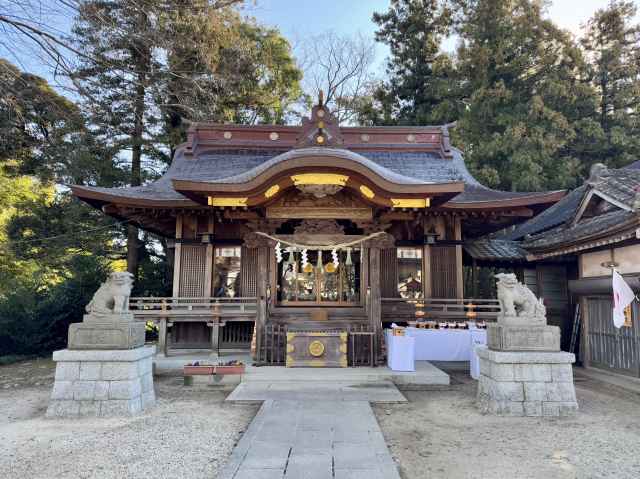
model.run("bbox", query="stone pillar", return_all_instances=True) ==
[47,346,156,417]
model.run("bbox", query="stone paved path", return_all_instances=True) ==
[218,399,402,479]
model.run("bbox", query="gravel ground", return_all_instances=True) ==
[0,359,258,479]
[373,371,640,479]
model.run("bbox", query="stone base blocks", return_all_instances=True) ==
[47,345,156,418]
[476,346,578,417]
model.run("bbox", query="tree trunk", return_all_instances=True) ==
[127,64,146,278]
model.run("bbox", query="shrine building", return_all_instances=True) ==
[71,100,565,366]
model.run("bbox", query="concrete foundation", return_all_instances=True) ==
[47,345,156,418]
[476,346,578,417]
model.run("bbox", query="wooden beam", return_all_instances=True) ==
[172,214,183,297]
[454,216,464,299]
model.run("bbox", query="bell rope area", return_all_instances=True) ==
[2,1,640,478]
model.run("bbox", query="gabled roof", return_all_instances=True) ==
[519,163,640,258]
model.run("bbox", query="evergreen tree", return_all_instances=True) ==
[70,1,302,277]
[581,0,640,169]
[369,0,461,126]
[454,0,601,191]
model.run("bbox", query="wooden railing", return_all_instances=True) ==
[381,297,501,323]
[129,296,258,321]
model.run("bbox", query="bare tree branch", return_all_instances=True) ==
[296,30,377,124]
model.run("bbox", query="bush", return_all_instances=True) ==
[0,255,110,356]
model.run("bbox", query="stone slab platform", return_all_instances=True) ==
[218,399,402,479]
[227,380,407,403]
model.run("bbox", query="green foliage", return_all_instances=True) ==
[0,255,110,356]
[366,0,462,126]
[367,0,640,191]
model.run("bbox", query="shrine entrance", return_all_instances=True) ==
[277,249,361,306]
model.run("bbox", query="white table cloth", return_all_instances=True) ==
[385,330,415,372]
[469,329,487,380]
[405,328,472,361]
[403,327,488,364]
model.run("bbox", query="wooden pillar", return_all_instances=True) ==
[454,215,464,299]
[203,216,219,356]
[577,254,590,367]
[369,247,382,363]
[472,258,478,298]
[157,318,168,357]
[360,247,369,305]
[255,243,270,361]
[162,214,183,357]
[172,214,183,297]
[422,217,432,299]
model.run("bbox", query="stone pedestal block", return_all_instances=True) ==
[47,346,156,418]
[487,324,560,352]
[68,313,145,350]
[476,346,578,417]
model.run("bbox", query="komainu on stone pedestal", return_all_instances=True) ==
[488,273,559,352]
[68,272,145,350]
[48,273,155,418]
[477,274,577,417]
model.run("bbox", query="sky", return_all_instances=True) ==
[3,0,638,89]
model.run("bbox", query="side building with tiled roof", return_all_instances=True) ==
[475,162,640,376]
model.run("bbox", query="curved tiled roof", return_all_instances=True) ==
[72,144,563,208]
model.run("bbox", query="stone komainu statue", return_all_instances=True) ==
[495,273,546,325]
[86,272,134,316]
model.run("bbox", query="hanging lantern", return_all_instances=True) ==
[345,248,353,266]
[275,242,283,263]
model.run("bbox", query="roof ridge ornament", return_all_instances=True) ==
[296,91,343,148]
[587,163,609,185]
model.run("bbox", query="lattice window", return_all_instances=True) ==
[240,246,258,297]
[179,245,206,297]
[430,246,456,298]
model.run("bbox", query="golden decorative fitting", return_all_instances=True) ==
[264,184,280,198]
[359,185,375,199]
[316,135,325,144]
[291,173,349,186]
[318,121,325,128]
[223,131,232,139]
[269,132,279,141]
[308,340,325,357]
[407,133,416,142]
[208,197,248,207]
[415,310,425,317]
[391,198,431,208]
[317,109,325,118]
[361,134,370,142]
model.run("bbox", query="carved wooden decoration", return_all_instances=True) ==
[267,189,372,220]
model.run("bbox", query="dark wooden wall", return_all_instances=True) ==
[430,246,457,298]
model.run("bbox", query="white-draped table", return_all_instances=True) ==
[403,327,487,378]
[385,330,416,372]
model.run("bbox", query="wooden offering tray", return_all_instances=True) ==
[183,361,245,376]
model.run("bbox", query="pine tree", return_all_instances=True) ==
[70,1,302,277]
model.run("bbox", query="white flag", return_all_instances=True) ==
[612,271,635,328]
